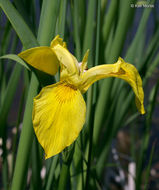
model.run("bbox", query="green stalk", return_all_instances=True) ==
[57,0,67,38]
[45,156,59,190]
[11,74,39,190]
[12,88,25,175]
[143,143,155,190]
[0,0,60,189]
[85,103,95,190]
[101,0,108,18]
[85,0,101,188]
[102,0,118,44]
[38,0,60,45]
[72,0,81,60]
[57,163,70,190]
[78,0,86,43]
[30,139,42,190]
[83,0,96,65]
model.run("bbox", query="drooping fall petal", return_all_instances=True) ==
[33,82,86,159]
[18,47,59,75]
[80,57,145,114]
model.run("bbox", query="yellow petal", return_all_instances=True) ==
[18,47,59,75]
[33,82,86,159]
[80,57,145,114]
[52,44,79,77]
[50,35,67,49]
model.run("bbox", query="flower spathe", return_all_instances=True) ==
[18,35,145,159]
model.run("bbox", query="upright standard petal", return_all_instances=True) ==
[33,82,86,159]
[18,47,59,75]
[50,35,67,49]
[80,57,145,114]
[52,44,79,77]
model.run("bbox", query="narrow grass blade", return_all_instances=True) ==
[83,0,96,65]
[30,138,42,190]
[72,0,81,60]
[0,64,21,136]
[102,0,118,44]
[143,143,155,190]
[57,0,67,38]
[0,54,30,70]
[38,0,60,45]
[45,156,59,190]
[0,0,38,48]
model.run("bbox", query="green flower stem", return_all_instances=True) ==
[78,0,86,42]
[12,88,25,175]
[11,74,38,190]
[38,0,60,45]
[83,0,96,65]
[57,163,70,190]
[85,102,95,190]
[143,143,155,190]
[101,0,108,18]
[102,0,118,43]
[31,138,42,190]
[57,0,67,37]
[85,1,101,188]
[45,156,58,190]
[72,0,81,60]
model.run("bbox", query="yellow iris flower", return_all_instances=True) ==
[18,36,145,159]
